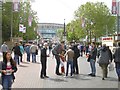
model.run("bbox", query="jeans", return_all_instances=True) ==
[99,64,108,78]
[27,53,30,62]
[40,59,47,77]
[32,53,36,63]
[2,75,13,90]
[90,59,96,75]
[73,57,79,74]
[115,62,120,77]
[20,55,23,62]
[55,55,60,74]
[14,55,20,65]
[66,60,73,76]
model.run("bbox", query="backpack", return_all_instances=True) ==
[52,44,62,55]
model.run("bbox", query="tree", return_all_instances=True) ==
[2,1,38,42]
[56,29,64,41]
[66,19,86,42]
[67,2,116,42]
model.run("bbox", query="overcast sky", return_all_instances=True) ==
[31,0,112,24]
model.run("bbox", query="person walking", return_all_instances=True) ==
[72,44,80,74]
[1,52,17,90]
[24,44,31,62]
[40,43,49,79]
[30,43,38,63]
[64,46,74,77]
[19,43,24,62]
[113,42,120,81]
[1,42,9,57]
[52,41,65,75]
[88,42,97,77]
[12,43,22,65]
[98,44,112,80]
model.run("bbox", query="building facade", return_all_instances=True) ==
[37,23,64,40]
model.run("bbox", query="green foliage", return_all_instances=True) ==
[56,29,64,41]
[67,2,116,42]
[2,2,38,41]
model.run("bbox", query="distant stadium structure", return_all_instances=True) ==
[37,23,64,40]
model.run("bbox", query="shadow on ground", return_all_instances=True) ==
[18,65,28,67]
[47,78,68,82]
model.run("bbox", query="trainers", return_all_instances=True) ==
[64,76,68,78]
[102,78,105,80]
[40,77,44,79]
[70,75,74,78]
[56,73,62,75]
[88,73,93,76]
[44,76,49,78]
[91,74,96,77]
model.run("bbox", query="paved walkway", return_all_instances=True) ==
[0,51,119,88]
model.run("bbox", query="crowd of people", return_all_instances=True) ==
[0,41,120,89]
[0,42,39,90]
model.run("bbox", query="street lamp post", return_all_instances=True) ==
[11,3,13,41]
[63,19,66,42]
[64,19,66,37]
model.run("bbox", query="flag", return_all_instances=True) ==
[23,27,26,33]
[28,15,32,27]
[13,0,20,12]
[112,0,117,14]
[19,24,24,32]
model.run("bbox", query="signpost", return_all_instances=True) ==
[102,37,114,47]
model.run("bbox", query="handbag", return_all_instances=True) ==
[86,54,91,62]
[108,63,114,71]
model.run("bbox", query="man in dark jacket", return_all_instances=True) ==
[40,43,49,79]
[52,41,65,75]
[12,43,22,65]
[72,44,80,74]
[98,44,112,80]
[88,42,97,77]
[113,42,120,81]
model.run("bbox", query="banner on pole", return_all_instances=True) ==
[82,18,85,28]
[19,24,24,32]
[112,0,117,14]
[81,17,85,28]
[23,27,26,33]
[13,0,20,12]
[28,15,32,27]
